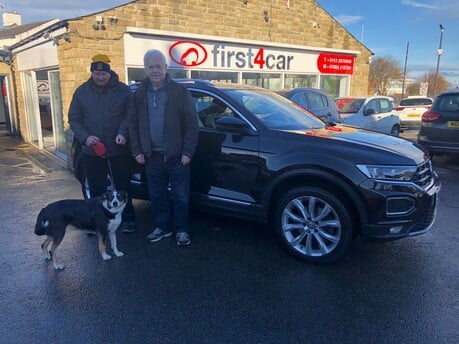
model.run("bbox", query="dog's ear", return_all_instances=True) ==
[102,192,108,200]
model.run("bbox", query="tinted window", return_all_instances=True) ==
[338,99,364,113]
[435,94,459,112]
[291,93,308,108]
[223,88,324,130]
[400,98,433,106]
[305,92,327,110]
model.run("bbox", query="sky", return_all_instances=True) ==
[4,0,459,86]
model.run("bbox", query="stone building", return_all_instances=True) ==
[0,0,372,163]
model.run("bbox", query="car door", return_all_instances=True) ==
[189,90,261,209]
[363,98,396,134]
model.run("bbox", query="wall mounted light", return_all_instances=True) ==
[43,31,51,39]
[52,37,59,46]
[311,21,321,28]
[263,10,270,23]
[63,32,71,43]
[93,16,106,30]
[108,16,118,25]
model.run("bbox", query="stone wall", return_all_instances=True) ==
[56,0,371,127]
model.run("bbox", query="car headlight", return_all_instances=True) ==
[356,164,416,181]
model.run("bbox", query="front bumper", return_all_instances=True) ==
[359,172,441,240]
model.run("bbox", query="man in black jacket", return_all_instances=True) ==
[129,49,198,246]
[69,54,136,232]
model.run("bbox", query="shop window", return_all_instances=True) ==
[320,75,349,98]
[191,71,237,83]
[242,73,281,90]
[284,74,317,89]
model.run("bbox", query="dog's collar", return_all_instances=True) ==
[102,206,117,219]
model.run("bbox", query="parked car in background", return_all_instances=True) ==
[72,80,440,264]
[335,96,401,135]
[417,88,459,155]
[275,88,341,123]
[395,96,433,130]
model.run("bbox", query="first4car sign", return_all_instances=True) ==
[124,32,356,75]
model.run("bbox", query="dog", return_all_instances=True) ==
[34,190,128,270]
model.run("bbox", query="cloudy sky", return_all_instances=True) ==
[4,0,459,86]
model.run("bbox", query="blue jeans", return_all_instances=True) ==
[82,152,135,222]
[145,152,190,233]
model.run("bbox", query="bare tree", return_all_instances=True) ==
[405,72,451,97]
[369,57,403,95]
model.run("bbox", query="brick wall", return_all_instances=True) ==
[56,0,371,127]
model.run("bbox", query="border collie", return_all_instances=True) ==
[34,190,128,270]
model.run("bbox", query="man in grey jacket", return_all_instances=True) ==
[129,49,198,246]
[69,54,136,232]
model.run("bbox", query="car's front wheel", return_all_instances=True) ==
[390,124,401,136]
[274,186,353,263]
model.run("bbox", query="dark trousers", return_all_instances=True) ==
[82,152,135,222]
[145,152,190,233]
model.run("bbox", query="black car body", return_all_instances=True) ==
[275,87,341,124]
[417,88,459,155]
[72,80,440,263]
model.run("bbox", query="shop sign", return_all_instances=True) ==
[317,53,354,74]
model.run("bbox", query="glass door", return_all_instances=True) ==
[22,72,42,148]
[48,71,66,158]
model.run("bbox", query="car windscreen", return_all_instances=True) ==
[400,98,432,106]
[222,88,324,130]
[336,98,364,113]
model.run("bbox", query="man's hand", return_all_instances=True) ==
[85,135,100,146]
[116,134,126,145]
[135,154,145,164]
[181,155,191,165]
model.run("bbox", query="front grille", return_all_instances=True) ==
[412,160,434,190]
[410,196,436,234]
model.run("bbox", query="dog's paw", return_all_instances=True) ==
[42,250,52,260]
[101,253,112,260]
[113,251,124,258]
[53,263,65,270]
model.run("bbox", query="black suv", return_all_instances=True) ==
[72,80,440,264]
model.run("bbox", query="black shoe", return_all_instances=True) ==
[120,221,135,233]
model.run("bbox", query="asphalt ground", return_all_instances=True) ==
[0,133,458,344]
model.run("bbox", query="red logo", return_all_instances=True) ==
[169,41,208,67]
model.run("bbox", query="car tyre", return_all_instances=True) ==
[390,124,400,136]
[274,186,353,264]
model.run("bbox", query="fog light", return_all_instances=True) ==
[387,197,415,216]
[390,226,403,234]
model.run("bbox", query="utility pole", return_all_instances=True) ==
[401,41,409,98]
[433,24,445,98]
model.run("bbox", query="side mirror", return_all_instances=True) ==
[215,116,248,130]
[364,108,376,116]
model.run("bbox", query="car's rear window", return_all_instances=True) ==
[400,98,432,106]
[434,94,459,112]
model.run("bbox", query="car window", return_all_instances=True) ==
[400,98,432,106]
[366,99,379,114]
[291,93,308,108]
[436,95,459,112]
[193,93,235,128]
[223,88,324,130]
[338,99,364,113]
[379,98,392,112]
[305,92,326,110]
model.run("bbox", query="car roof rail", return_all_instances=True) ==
[174,78,215,86]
